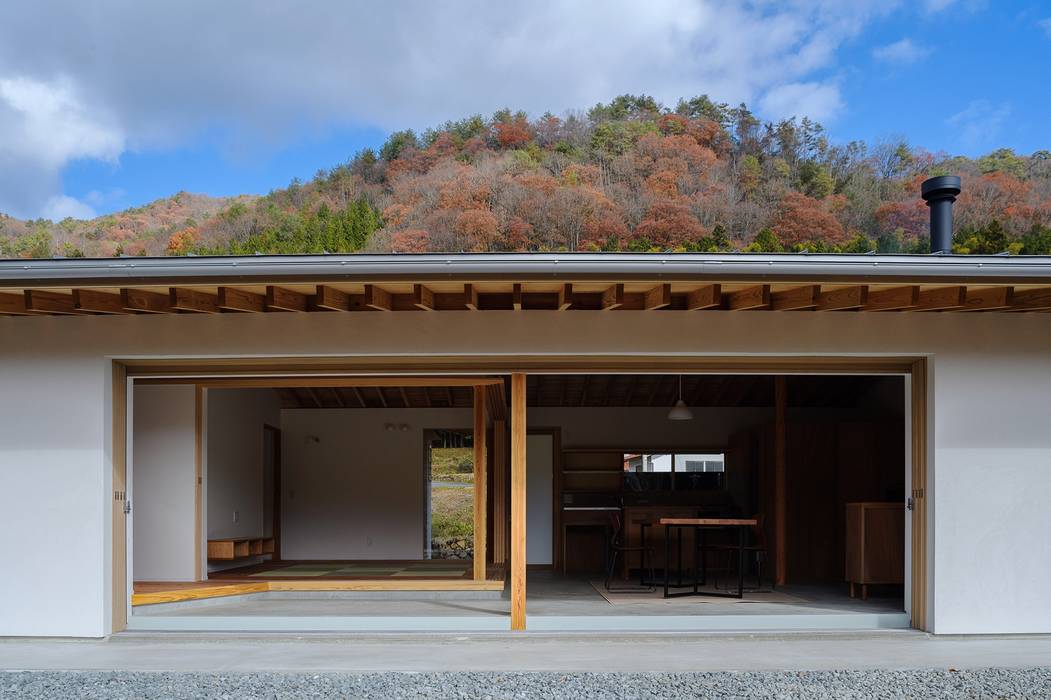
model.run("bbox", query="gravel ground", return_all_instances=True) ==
[2,669,1050,699]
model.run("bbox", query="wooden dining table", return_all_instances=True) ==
[645,517,758,599]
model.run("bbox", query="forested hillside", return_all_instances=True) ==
[3,94,1051,258]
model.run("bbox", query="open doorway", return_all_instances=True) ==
[425,429,475,560]
[127,378,505,626]
[529,372,909,627]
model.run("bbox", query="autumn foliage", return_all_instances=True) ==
[4,96,1051,259]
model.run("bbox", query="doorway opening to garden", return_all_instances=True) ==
[425,429,475,561]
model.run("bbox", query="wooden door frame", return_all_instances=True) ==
[264,424,282,562]
[113,355,929,632]
[110,361,128,633]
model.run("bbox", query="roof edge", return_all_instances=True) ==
[2,252,1051,287]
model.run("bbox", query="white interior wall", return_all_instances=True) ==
[280,407,471,560]
[526,433,554,565]
[131,384,196,582]
[2,309,1050,635]
[205,388,281,572]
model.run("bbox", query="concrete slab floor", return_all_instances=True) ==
[1,631,1050,673]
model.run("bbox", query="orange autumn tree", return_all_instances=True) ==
[772,192,846,247]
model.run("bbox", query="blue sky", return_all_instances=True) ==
[0,1,1048,220]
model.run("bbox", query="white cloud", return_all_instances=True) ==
[873,38,931,64]
[42,194,96,221]
[946,100,1011,151]
[758,81,844,123]
[0,75,123,219]
[0,0,901,218]
[1039,18,1051,38]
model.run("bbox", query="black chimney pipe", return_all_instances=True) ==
[921,175,961,254]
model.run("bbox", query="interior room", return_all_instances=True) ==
[127,372,908,630]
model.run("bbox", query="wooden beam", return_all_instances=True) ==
[643,283,671,310]
[364,284,392,312]
[816,286,868,311]
[512,283,523,310]
[864,286,920,312]
[492,419,508,565]
[774,375,787,586]
[413,284,435,311]
[685,284,721,310]
[217,287,264,313]
[351,386,367,408]
[121,288,171,314]
[473,385,488,581]
[72,289,128,314]
[0,292,30,315]
[510,373,527,631]
[601,284,624,310]
[913,286,966,312]
[25,290,79,315]
[557,283,573,311]
[315,285,351,311]
[464,284,479,310]
[724,285,770,311]
[770,285,820,311]
[961,286,1013,311]
[265,286,308,312]
[170,288,219,313]
[1009,287,1051,312]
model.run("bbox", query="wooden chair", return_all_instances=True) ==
[714,514,772,592]
[604,513,655,592]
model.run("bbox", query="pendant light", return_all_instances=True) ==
[667,375,694,421]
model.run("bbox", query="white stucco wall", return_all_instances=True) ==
[0,309,1049,635]
[131,384,197,581]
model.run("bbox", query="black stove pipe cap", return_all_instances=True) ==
[921,175,961,254]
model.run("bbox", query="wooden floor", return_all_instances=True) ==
[133,561,506,606]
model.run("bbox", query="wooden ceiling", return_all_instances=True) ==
[2,280,1050,316]
[276,374,895,410]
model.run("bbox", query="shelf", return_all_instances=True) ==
[207,536,275,561]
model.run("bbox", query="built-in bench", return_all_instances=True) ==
[207,537,275,561]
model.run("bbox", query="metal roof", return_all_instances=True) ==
[2,252,1051,287]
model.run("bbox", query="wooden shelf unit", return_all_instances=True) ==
[558,450,625,573]
[207,536,275,561]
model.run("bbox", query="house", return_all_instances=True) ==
[1,244,1049,637]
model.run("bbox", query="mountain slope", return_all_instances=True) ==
[3,95,1050,259]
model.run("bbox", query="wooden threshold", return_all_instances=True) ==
[133,575,505,606]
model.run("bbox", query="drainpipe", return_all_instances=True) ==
[921,175,962,254]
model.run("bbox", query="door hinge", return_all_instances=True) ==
[123,499,132,515]
[906,497,914,511]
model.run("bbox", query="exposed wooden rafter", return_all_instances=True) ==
[217,287,264,313]
[817,286,868,311]
[266,286,308,312]
[3,280,1050,317]
[724,285,770,311]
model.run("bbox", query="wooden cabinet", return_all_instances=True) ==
[844,502,904,599]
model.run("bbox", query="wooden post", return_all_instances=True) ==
[492,419,507,565]
[510,373,527,630]
[473,385,488,581]
[774,375,787,586]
